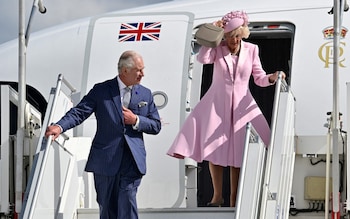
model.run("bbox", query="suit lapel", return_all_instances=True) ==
[130,84,142,107]
[109,77,124,120]
[223,46,233,81]
[223,41,248,82]
[237,41,248,70]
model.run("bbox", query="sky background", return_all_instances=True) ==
[0,0,170,44]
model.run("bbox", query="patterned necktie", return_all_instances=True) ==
[122,87,131,108]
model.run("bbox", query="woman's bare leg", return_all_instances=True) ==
[230,167,240,207]
[209,162,224,204]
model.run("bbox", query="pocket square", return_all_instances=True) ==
[138,101,148,107]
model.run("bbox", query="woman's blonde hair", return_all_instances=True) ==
[225,25,250,39]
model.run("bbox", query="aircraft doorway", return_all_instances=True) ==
[197,23,294,207]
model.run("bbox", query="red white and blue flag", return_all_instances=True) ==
[118,22,162,42]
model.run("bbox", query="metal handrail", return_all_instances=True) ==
[259,71,288,218]
[235,122,260,218]
[236,72,288,219]
[60,74,77,94]
[21,74,75,219]
[265,72,286,186]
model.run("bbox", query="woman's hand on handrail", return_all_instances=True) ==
[269,71,286,84]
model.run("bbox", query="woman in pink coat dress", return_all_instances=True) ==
[167,11,285,207]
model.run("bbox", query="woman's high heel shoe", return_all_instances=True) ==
[206,198,224,207]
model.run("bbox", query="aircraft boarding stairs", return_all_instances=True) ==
[18,74,295,219]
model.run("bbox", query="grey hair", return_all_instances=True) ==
[117,50,141,73]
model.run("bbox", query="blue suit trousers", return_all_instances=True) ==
[94,144,142,219]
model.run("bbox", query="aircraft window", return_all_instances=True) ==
[152,91,168,110]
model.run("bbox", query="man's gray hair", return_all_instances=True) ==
[118,50,141,73]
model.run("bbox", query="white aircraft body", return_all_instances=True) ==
[0,0,350,218]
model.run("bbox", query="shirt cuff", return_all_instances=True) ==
[132,115,140,130]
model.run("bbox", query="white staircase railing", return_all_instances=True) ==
[20,74,77,219]
[236,73,296,219]
[235,122,267,219]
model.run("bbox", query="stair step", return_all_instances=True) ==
[77,207,236,219]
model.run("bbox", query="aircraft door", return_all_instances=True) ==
[80,12,195,208]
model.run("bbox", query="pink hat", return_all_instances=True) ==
[222,11,249,33]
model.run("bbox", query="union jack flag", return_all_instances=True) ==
[118,22,162,42]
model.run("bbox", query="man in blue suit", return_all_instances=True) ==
[45,50,161,219]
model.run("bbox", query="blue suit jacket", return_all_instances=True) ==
[56,77,161,176]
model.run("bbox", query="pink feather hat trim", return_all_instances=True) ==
[222,11,249,33]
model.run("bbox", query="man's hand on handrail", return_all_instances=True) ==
[45,124,62,141]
